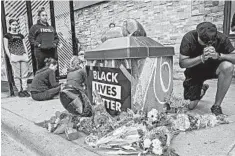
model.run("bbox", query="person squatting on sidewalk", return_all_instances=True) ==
[67,56,87,92]
[30,58,61,101]
[3,19,30,97]
[29,7,59,70]
[179,22,235,116]
[59,56,92,117]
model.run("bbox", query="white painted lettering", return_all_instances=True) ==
[111,100,115,110]
[112,73,118,83]
[106,72,112,82]
[116,102,121,112]
[93,71,97,80]
[101,72,106,81]
[93,71,119,83]
[92,81,121,99]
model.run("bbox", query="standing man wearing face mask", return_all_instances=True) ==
[179,22,235,116]
[29,7,59,70]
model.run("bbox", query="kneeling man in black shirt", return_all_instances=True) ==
[179,22,235,116]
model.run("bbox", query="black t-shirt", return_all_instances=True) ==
[4,33,25,55]
[180,30,234,57]
[180,30,235,77]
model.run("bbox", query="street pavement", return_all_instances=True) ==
[1,79,235,156]
[1,131,38,156]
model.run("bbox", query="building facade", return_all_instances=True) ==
[73,0,233,79]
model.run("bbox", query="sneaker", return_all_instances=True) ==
[18,91,25,97]
[22,90,30,97]
[211,105,223,116]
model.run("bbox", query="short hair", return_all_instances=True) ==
[196,22,217,45]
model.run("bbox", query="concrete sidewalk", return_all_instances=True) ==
[1,79,235,156]
[172,79,235,156]
[1,97,101,156]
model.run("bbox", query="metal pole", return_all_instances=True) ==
[49,0,60,78]
[69,0,77,56]
[26,0,37,74]
[223,1,231,36]
[49,0,56,30]
[1,1,15,96]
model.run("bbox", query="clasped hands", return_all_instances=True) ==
[201,46,220,62]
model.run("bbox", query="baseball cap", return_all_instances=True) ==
[196,22,217,45]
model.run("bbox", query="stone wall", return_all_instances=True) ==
[74,0,225,79]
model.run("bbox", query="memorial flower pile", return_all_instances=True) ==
[43,94,230,155]
[85,110,229,155]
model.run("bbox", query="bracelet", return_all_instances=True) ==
[200,55,205,63]
[217,53,221,60]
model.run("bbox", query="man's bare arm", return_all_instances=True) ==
[179,54,203,68]
[220,50,235,64]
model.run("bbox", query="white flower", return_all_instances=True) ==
[203,114,218,127]
[143,138,152,149]
[172,114,190,131]
[147,109,159,123]
[152,138,163,155]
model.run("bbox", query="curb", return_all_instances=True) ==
[1,108,100,156]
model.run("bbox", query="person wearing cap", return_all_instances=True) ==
[179,22,235,116]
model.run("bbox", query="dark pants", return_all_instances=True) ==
[183,60,222,101]
[34,48,57,70]
[31,86,61,101]
[59,86,92,117]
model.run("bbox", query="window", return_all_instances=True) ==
[74,1,107,11]
[224,1,235,38]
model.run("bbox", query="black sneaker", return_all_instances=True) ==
[18,91,25,97]
[22,90,30,97]
[211,105,223,116]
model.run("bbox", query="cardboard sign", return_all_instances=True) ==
[86,66,131,116]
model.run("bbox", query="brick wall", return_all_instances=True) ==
[74,0,225,79]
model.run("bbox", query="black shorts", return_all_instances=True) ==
[183,60,222,101]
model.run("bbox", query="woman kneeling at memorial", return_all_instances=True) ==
[31,58,61,101]
[59,56,92,117]
[67,56,86,92]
